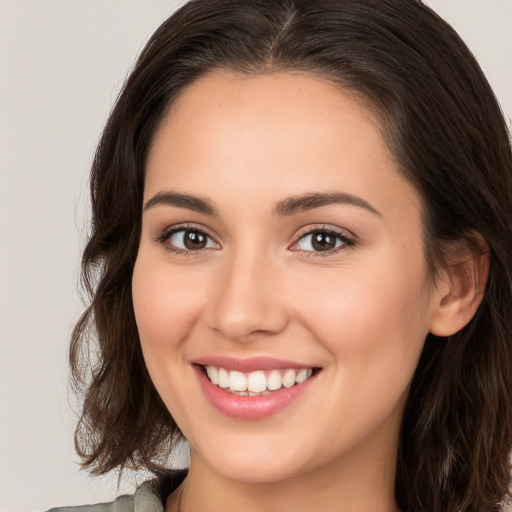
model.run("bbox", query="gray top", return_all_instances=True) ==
[46,471,187,512]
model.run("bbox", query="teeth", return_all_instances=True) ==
[296,368,308,383]
[247,371,267,393]
[229,371,247,391]
[267,370,282,391]
[282,369,296,388]
[218,368,230,388]
[204,366,315,394]
[206,366,219,385]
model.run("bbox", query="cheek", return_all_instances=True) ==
[290,251,431,392]
[290,261,431,453]
[300,267,427,329]
[131,253,209,423]
[132,255,205,351]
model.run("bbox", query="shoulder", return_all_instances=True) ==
[46,491,137,512]
[46,470,187,512]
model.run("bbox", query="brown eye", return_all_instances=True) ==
[166,229,219,252]
[290,226,357,257]
[183,230,207,249]
[295,229,351,253]
[311,232,337,251]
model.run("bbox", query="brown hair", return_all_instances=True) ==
[70,0,512,510]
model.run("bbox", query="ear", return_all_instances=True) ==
[429,232,490,337]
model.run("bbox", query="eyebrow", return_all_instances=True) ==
[144,192,219,215]
[143,191,382,218]
[273,192,382,217]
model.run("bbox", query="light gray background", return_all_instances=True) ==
[1,1,511,511]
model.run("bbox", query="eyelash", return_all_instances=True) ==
[293,226,357,258]
[155,223,357,258]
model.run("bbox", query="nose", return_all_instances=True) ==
[203,248,289,342]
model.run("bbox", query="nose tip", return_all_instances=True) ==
[203,259,289,343]
[209,304,288,342]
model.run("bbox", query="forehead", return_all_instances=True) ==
[167,70,372,125]
[157,70,382,163]
[145,70,421,225]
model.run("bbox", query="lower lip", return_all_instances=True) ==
[194,365,318,420]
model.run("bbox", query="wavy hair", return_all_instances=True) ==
[70,1,512,510]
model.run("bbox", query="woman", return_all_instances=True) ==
[51,0,512,511]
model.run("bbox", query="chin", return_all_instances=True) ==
[192,431,313,484]
[211,456,306,484]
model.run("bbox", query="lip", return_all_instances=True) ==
[192,360,319,420]
[191,355,313,372]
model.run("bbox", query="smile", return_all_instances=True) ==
[204,366,314,395]
[193,357,321,419]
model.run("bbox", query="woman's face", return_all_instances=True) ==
[133,71,439,483]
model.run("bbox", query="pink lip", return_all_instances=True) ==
[192,363,319,420]
[192,355,313,372]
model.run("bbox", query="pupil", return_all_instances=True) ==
[184,231,206,250]
[312,232,336,251]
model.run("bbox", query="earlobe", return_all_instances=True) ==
[429,233,490,337]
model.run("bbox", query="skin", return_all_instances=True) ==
[132,71,485,512]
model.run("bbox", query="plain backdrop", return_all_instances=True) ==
[1,1,511,511]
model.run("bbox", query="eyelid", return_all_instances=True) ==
[155,222,221,252]
[289,224,357,255]
[294,223,356,241]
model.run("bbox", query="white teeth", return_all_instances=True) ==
[295,368,308,384]
[204,366,315,394]
[267,370,282,391]
[206,366,219,385]
[218,368,230,388]
[229,371,247,391]
[247,371,267,393]
[282,369,296,388]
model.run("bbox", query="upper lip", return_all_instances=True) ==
[191,355,318,373]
